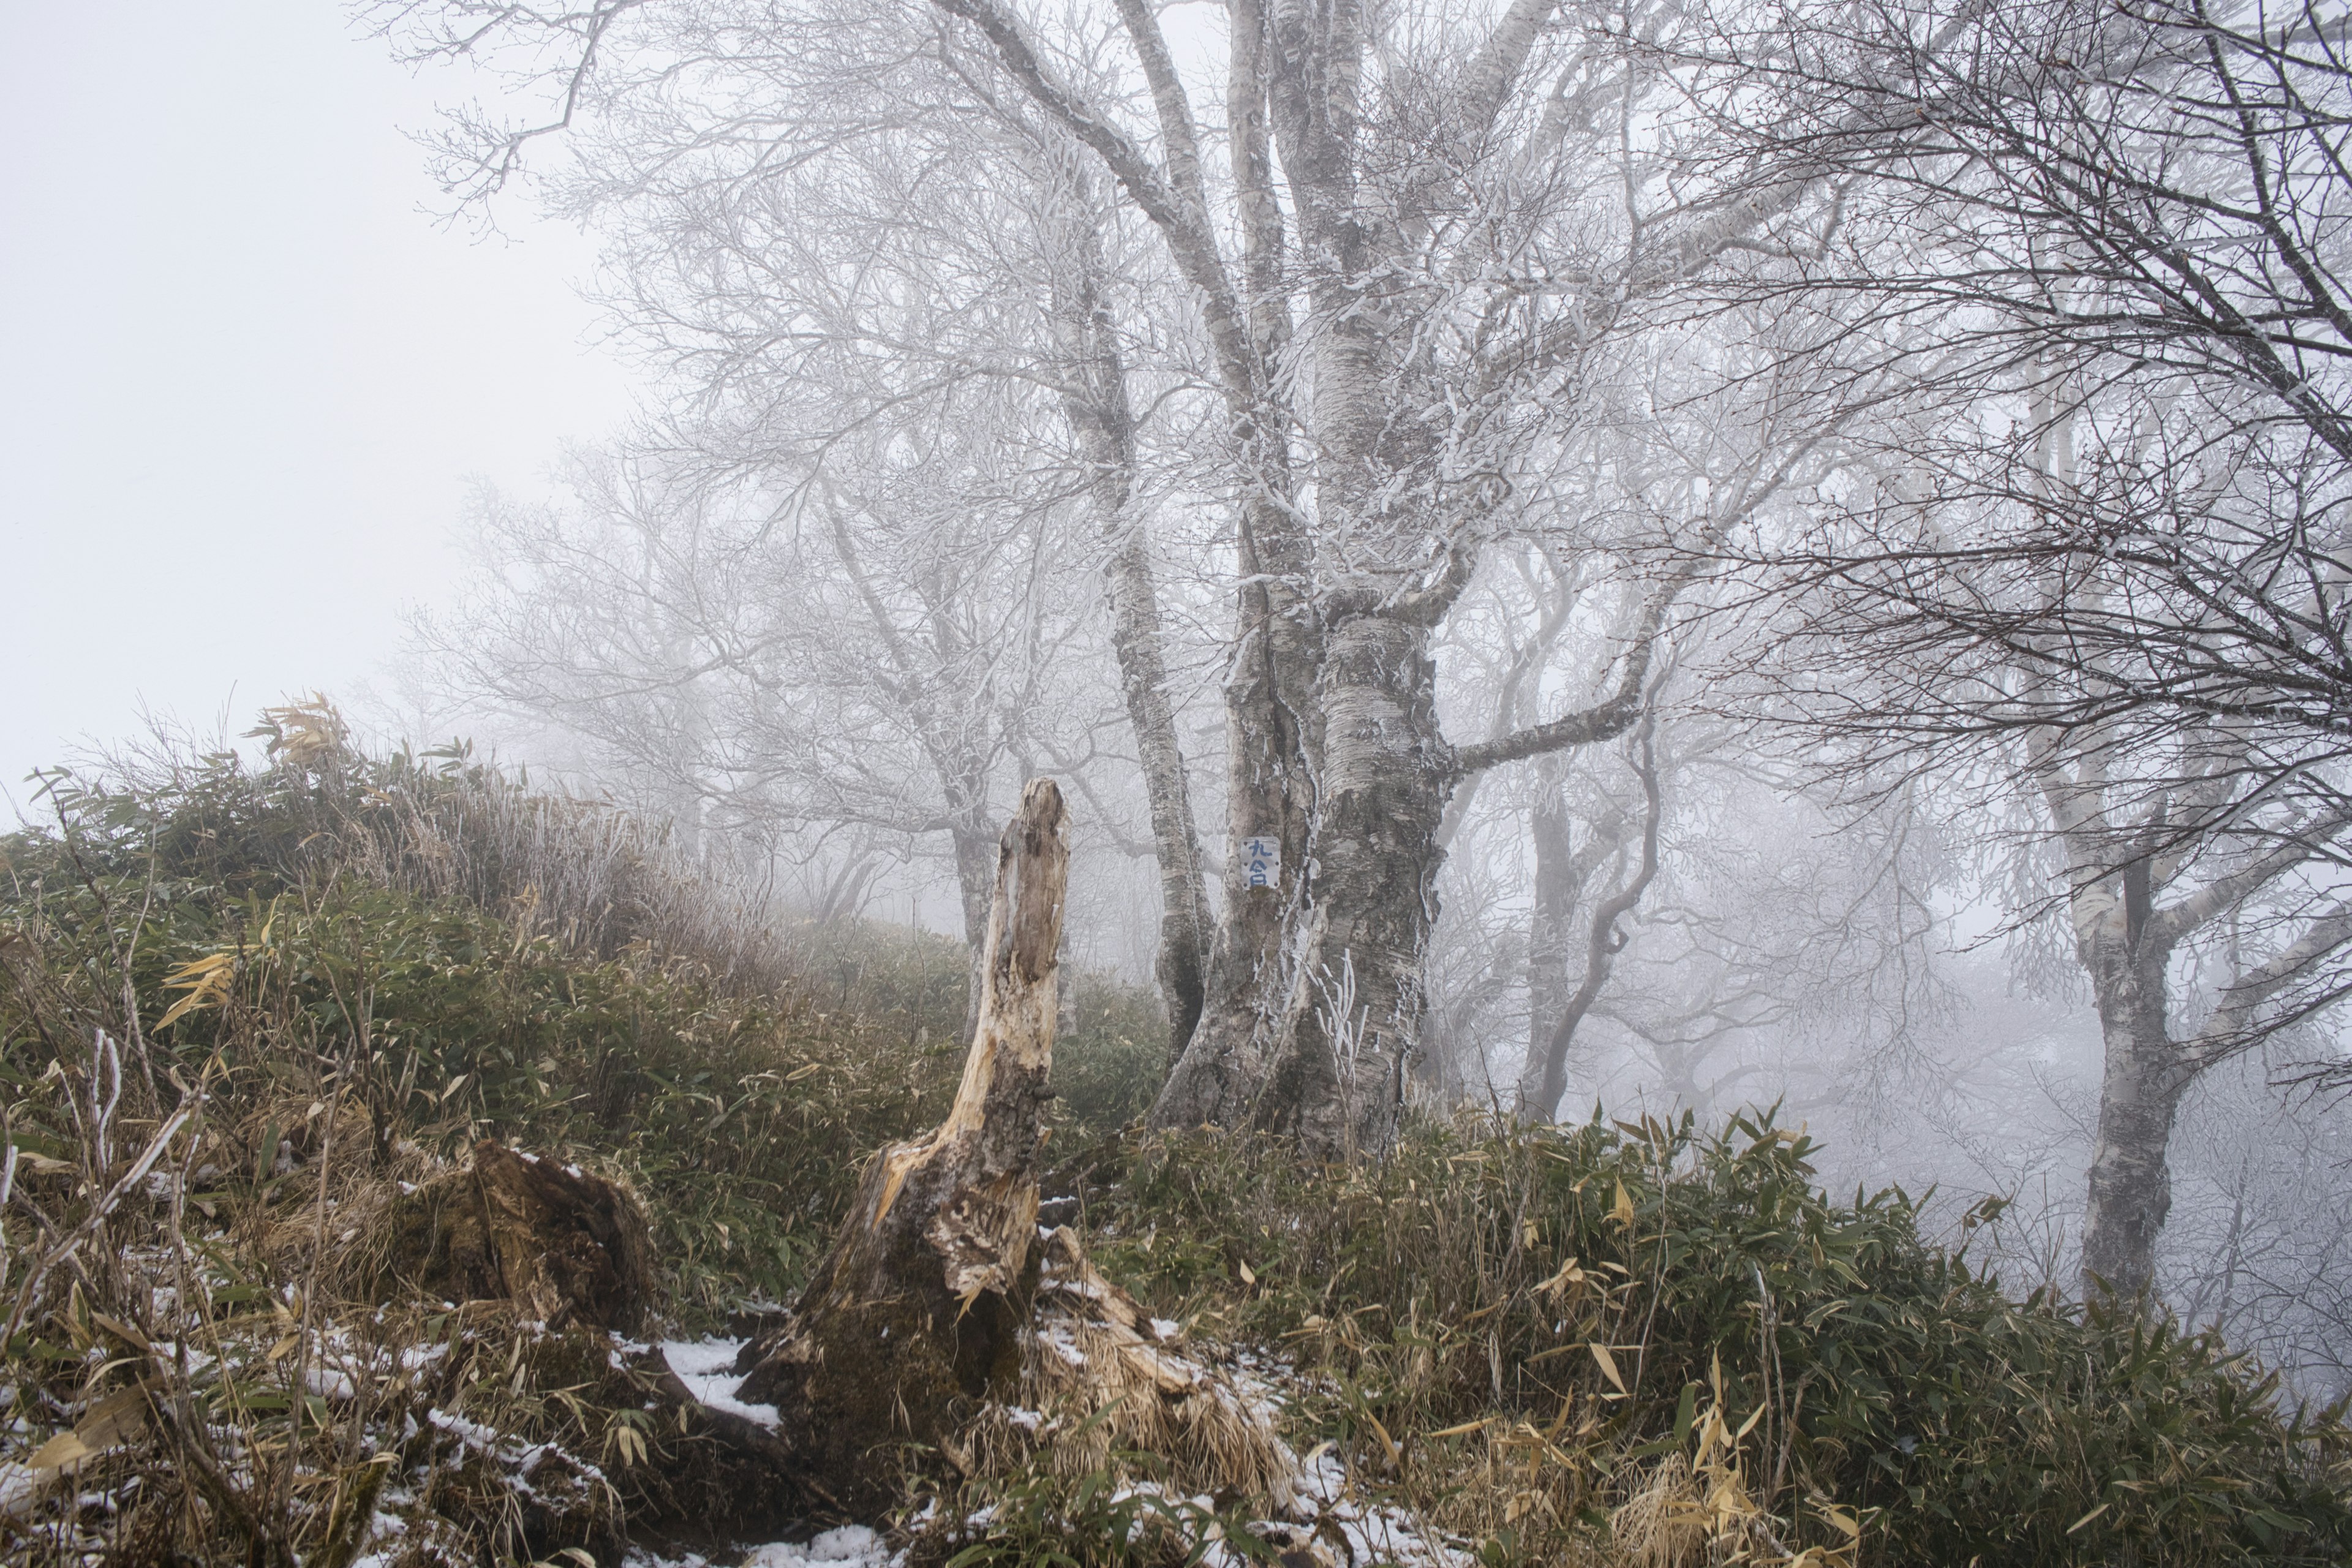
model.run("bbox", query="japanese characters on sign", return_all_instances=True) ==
[1240,836,1280,889]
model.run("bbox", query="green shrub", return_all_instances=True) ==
[1,741,1001,1321]
[1063,1115,2352,1566]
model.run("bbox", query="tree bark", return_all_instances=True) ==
[943,0,1650,1155]
[1104,527,1218,1058]
[1515,778,1626,1120]
[734,778,1069,1515]
[1521,782,1580,1109]
[1252,611,1452,1158]
[1518,722,1660,1123]
[1147,502,1317,1128]
[1046,192,1217,1060]
[2075,914,2187,1299]
[1147,0,1322,1129]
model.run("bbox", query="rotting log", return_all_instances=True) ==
[734,777,1072,1514]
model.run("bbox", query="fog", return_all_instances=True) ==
[11,0,2351,1403]
[0,0,630,794]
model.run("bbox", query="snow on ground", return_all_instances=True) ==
[623,1526,891,1568]
[0,1462,42,1520]
[742,1527,891,1567]
[604,1446,1469,1568]
[661,1338,782,1430]
[599,1349,1468,1568]
[1271,1446,1478,1568]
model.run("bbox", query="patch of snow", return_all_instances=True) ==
[0,1463,45,1519]
[622,1549,711,1568]
[662,1338,781,1430]
[427,1408,502,1452]
[1292,1445,1346,1509]
[1324,1502,1477,1568]
[306,1365,356,1400]
[344,1503,411,1568]
[1150,1318,1180,1341]
[1262,1445,1473,1568]
[739,1525,889,1567]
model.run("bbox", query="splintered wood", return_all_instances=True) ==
[727,778,1291,1514]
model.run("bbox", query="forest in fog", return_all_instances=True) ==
[17,2,2352,1562]
[347,0,2352,1401]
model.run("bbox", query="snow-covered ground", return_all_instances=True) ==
[661,1338,782,1430]
[341,1336,1472,1568]
[740,1528,892,1568]
[625,1525,892,1568]
[1268,1446,1477,1568]
[613,1441,1472,1568]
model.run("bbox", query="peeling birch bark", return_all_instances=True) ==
[1149,493,1319,1129]
[1254,612,1453,1159]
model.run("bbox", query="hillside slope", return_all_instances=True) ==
[1,731,2344,1567]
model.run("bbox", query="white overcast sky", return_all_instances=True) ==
[2,1,635,807]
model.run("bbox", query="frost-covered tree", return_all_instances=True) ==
[1683,0,2352,1294]
[364,0,1863,1157]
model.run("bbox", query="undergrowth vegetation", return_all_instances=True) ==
[1038,1119,2352,1565]
[0,711,2345,1567]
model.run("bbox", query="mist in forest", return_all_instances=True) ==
[20,0,2352,1405]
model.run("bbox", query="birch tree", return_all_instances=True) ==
[426,411,1112,1003]
[402,24,1227,1039]
[369,0,1858,1154]
[1679,0,2352,1295]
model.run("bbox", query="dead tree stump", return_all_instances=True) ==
[372,1141,656,1333]
[734,778,1071,1513]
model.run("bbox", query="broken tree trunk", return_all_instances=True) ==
[734,778,1072,1514]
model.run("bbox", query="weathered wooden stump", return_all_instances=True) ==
[734,778,1071,1513]
[372,1141,657,1332]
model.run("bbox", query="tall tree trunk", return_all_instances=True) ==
[2038,744,2195,1303]
[2078,928,2187,1298]
[1518,723,1660,1123]
[1515,774,1624,1118]
[1104,530,1218,1057]
[1149,497,1318,1126]
[1148,0,1322,1129]
[1252,610,1451,1158]
[1046,201,1217,1060]
[952,0,1574,1152]
[934,0,1623,1158]
[734,778,1069,1514]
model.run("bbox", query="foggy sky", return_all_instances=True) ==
[1,0,633,807]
